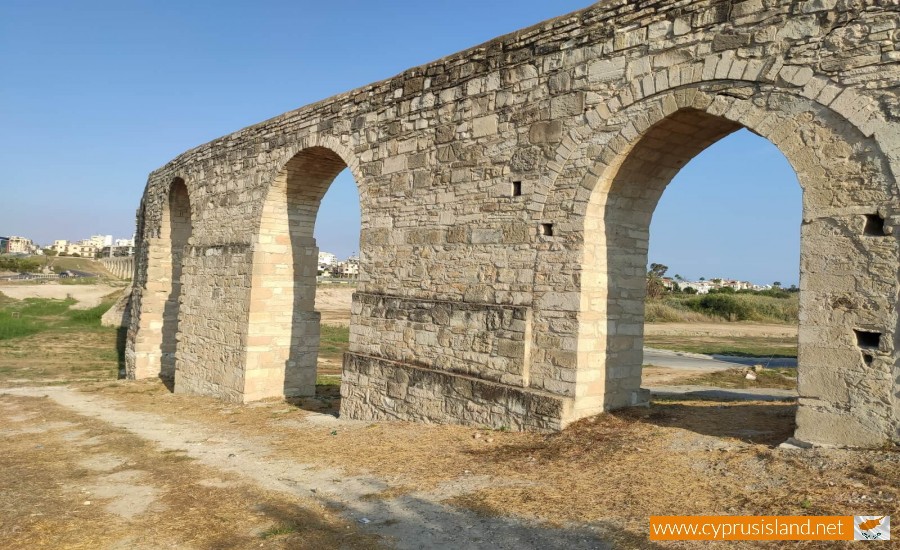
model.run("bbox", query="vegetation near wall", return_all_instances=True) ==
[0,257,43,273]
[646,292,799,324]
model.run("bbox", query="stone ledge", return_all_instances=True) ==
[353,291,529,318]
[339,352,571,432]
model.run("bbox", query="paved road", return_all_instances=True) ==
[643,347,798,401]
[643,347,797,370]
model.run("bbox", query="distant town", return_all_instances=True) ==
[660,276,789,294]
[0,234,135,258]
[1,235,363,280]
[3,235,793,289]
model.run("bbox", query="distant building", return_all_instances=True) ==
[679,281,712,294]
[5,236,36,254]
[89,235,113,248]
[0,236,8,253]
[49,234,133,258]
[336,256,360,279]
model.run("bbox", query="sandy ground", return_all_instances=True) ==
[0,283,119,309]
[316,285,355,326]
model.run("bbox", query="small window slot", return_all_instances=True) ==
[863,214,886,237]
[854,330,881,350]
[512,181,523,197]
[540,223,554,237]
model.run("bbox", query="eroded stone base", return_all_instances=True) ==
[339,353,573,432]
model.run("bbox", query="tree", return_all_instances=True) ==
[646,263,669,300]
[773,281,782,288]
[648,263,668,279]
[674,274,684,282]
[42,248,58,257]
[699,277,706,281]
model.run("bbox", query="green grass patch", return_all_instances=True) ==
[319,324,348,354]
[319,324,350,352]
[20,297,76,317]
[260,524,299,539]
[65,302,111,325]
[0,293,123,386]
[0,298,77,340]
[316,375,342,387]
[0,311,43,340]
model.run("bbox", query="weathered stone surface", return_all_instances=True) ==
[126,0,899,448]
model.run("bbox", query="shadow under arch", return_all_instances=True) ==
[160,177,193,389]
[243,145,361,402]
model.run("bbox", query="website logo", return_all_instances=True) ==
[855,516,890,541]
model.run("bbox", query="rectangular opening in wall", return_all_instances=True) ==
[863,214,886,236]
[540,223,554,237]
[512,181,523,196]
[854,329,881,349]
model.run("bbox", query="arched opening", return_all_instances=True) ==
[602,110,747,402]
[244,146,360,402]
[159,177,192,383]
[576,108,807,434]
[568,87,896,447]
[637,128,802,443]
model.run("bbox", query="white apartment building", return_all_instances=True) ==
[6,236,36,254]
[89,235,113,248]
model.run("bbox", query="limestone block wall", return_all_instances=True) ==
[351,293,532,387]
[126,0,899,447]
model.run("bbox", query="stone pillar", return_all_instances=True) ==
[128,237,171,379]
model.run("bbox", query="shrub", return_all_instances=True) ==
[683,294,754,321]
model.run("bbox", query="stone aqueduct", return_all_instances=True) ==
[127,0,899,447]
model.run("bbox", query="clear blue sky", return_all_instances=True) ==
[0,1,800,285]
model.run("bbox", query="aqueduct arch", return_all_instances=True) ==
[550,85,897,446]
[127,0,899,447]
[128,177,193,381]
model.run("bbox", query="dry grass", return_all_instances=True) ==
[681,368,798,390]
[82,379,900,548]
[0,394,383,549]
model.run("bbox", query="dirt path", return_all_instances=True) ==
[0,283,120,309]
[3,386,610,549]
[0,392,379,549]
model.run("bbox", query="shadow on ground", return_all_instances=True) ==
[635,400,797,446]
[286,383,342,416]
[116,326,127,379]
